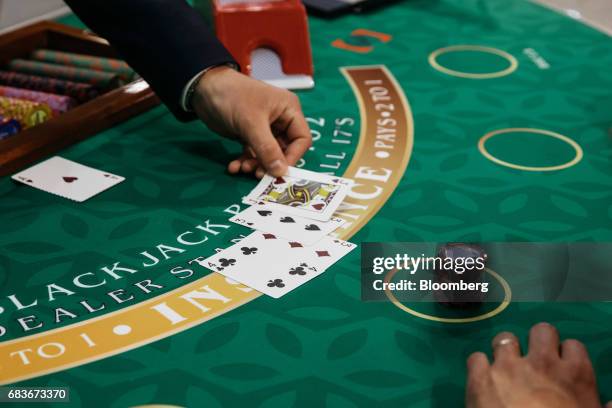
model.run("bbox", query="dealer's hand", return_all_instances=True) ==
[191,66,312,178]
[466,322,608,408]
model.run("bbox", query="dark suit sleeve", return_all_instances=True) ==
[65,0,236,121]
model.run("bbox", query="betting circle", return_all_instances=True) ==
[428,45,518,79]
[478,127,583,171]
[384,268,512,323]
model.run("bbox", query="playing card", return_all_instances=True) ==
[230,205,346,245]
[242,167,353,221]
[12,156,125,202]
[202,231,357,298]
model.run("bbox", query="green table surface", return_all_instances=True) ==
[1,0,611,406]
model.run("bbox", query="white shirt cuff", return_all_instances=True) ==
[180,63,238,112]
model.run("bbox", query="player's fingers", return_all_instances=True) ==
[466,352,492,408]
[467,352,490,379]
[560,338,599,385]
[561,339,589,363]
[255,166,265,179]
[245,120,287,177]
[491,331,521,362]
[527,322,560,363]
[605,401,612,408]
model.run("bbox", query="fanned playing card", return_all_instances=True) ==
[12,156,125,202]
[243,167,353,221]
[230,204,346,245]
[202,230,356,298]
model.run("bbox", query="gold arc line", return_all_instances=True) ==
[384,268,512,323]
[428,45,518,79]
[0,288,259,385]
[338,65,415,236]
[0,65,415,385]
[478,128,583,171]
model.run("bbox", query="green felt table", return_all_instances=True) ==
[0,0,611,406]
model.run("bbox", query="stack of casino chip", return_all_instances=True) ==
[8,59,124,90]
[31,49,136,82]
[0,96,52,129]
[0,85,76,115]
[0,70,99,103]
[0,47,135,138]
[0,115,21,140]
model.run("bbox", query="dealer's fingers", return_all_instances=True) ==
[228,159,242,174]
[275,100,311,166]
[245,119,287,177]
[491,331,521,362]
[239,147,258,173]
[241,158,258,173]
[527,322,560,362]
[228,151,253,174]
[255,166,265,179]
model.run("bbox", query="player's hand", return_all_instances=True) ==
[192,65,312,178]
[466,322,606,408]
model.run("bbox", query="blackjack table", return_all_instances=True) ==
[0,0,611,406]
